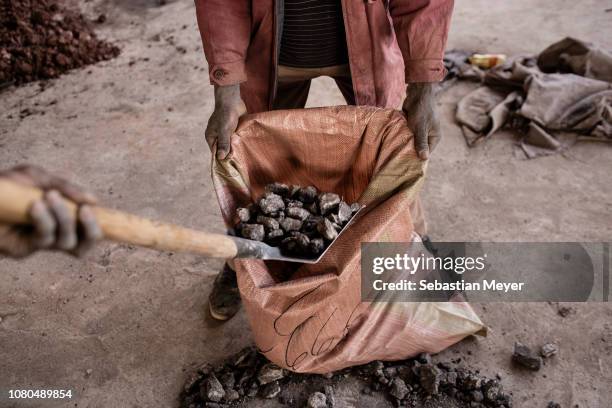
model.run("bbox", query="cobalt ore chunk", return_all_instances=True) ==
[236,207,251,223]
[540,343,558,358]
[306,201,319,214]
[257,363,285,385]
[295,232,311,252]
[280,217,303,232]
[317,217,338,241]
[266,229,284,245]
[309,238,325,255]
[260,381,281,399]
[265,182,290,197]
[286,206,311,221]
[234,184,362,257]
[318,192,341,215]
[297,186,318,203]
[200,373,225,402]
[259,193,285,214]
[240,224,265,241]
[307,392,327,408]
[337,201,352,223]
[183,344,515,408]
[389,377,409,400]
[286,199,304,208]
[289,184,301,197]
[280,237,299,253]
[256,215,280,231]
[419,364,441,395]
[512,342,542,370]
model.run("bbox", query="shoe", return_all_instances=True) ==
[208,263,241,321]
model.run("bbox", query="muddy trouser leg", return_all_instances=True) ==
[333,76,356,105]
[273,79,312,110]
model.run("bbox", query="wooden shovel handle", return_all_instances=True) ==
[0,179,239,259]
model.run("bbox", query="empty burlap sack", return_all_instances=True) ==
[212,106,484,373]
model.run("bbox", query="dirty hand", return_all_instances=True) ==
[205,84,247,160]
[0,165,102,258]
[402,83,440,160]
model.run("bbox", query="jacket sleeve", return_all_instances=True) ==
[388,0,454,83]
[194,0,251,86]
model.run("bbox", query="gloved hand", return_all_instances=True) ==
[0,165,102,258]
[205,84,247,160]
[402,83,441,160]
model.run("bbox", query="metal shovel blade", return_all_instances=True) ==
[232,206,365,263]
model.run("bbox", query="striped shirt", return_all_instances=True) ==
[279,0,349,68]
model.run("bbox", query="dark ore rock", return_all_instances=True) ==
[317,218,338,241]
[259,193,285,214]
[240,224,265,241]
[280,217,303,232]
[318,192,341,215]
[265,182,290,197]
[512,342,542,370]
[297,186,318,203]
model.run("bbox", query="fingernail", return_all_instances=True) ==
[419,150,430,160]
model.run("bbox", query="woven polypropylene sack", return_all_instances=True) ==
[212,106,484,373]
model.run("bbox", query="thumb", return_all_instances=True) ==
[216,128,231,160]
[414,124,430,160]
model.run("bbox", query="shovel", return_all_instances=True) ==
[0,179,362,263]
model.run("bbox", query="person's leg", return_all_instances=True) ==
[273,79,312,109]
[333,75,356,105]
[209,78,312,322]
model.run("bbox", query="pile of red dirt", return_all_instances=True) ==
[0,0,119,85]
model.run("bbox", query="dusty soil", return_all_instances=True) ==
[0,1,611,407]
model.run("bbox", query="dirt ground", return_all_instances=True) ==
[1,1,611,407]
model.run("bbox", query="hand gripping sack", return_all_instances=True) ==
[212,106,484,373]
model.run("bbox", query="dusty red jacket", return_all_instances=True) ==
[195,0,454,113]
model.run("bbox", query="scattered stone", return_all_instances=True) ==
[324,385,336,407]
[547,402,561,408]
[259,380,281,399]
[307,391,327,408]
[257,363,284,385]
[200,374,225,402]
[224,389,239,401]
[419,364,441,395]
[389,377,409,400]
[557,305,573,317]
[540,343,559,358]
[512,342,542,370]
[183,342,513,407]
